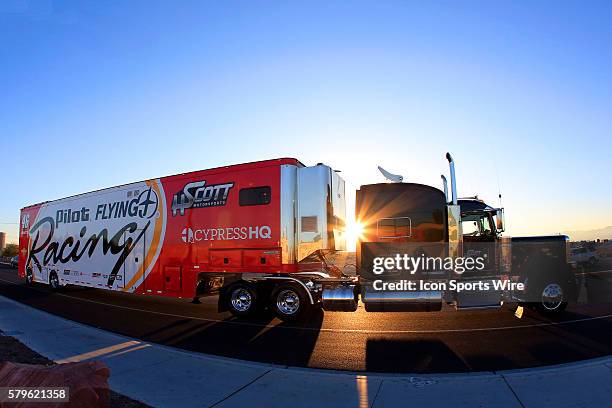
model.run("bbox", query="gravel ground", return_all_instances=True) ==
[0,330,149,408]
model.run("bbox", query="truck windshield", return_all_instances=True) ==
[461,213,493,236]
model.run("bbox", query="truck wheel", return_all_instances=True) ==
[227,283,258,318]
[271,283,310,322]
[49,271,60,291]
[537,282,567,314]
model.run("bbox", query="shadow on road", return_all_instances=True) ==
[1,266,611,373]
[138,304,324,367]
[365,338,471,373]
[523,307,612,366]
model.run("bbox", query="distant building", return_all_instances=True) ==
[0,232,5,253]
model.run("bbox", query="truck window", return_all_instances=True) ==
[239,186,271,206]
[462,214,493,236]
[301,216,318,232]
[377,217,411,238]
[463,221,480,236]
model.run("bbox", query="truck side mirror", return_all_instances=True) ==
[496,208,505,232]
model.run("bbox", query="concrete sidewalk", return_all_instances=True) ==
[0,295,610,408]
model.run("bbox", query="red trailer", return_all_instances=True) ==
[18,158,349,320]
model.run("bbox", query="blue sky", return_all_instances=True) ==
[1,0,612,244]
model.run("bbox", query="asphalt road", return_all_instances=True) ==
[1,264,611,373]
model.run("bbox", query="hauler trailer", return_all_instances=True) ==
[18,155,575,321]
[18,158,353,321]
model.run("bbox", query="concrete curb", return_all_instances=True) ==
[0,295,610,407]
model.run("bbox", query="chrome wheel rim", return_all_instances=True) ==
[276,289,300,315]
[230,288,253,312]
[541,283,563,310]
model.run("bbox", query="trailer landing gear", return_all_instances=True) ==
[25,268,33,285]
[49,271,60,291]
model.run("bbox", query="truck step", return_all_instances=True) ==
[455,289,503,309]
[455,303,502,310]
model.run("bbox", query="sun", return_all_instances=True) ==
[345,219,365,251]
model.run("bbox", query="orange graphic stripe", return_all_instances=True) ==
[122,180,164,292]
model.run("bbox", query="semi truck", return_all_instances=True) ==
[355,155,575,315]
[18,154,576,321]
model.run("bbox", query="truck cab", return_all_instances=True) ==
[459,198,503,243]
[458,198,506,281]
[353,154,574,314]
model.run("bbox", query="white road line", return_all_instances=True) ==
[1,276,611,334]
[577,269,612,276]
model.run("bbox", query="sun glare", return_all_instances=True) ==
[345,219,365,251]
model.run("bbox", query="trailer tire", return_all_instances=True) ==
[49,271,61,291]
[226,282,258,318]
[536,281,567,314]
[271,283,310,322]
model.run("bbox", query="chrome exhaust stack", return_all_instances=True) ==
[441,175,448,203]
[446,152,458,205]
[445,152,463,258]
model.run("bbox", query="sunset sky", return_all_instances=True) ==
[2,1,612,245]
